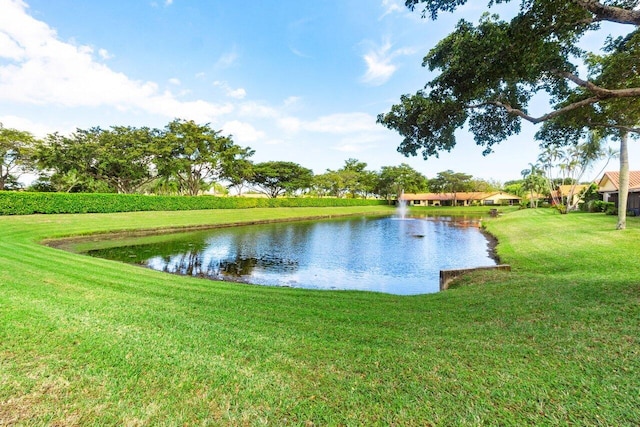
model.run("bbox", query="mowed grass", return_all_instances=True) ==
[0,206,638,425]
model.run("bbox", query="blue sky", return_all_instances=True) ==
[0,0,635,183]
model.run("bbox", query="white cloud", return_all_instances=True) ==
[140,95,233,122]
[276,112,384,136]
[379,0,403,20]
[331,124,387,153]
[215,48,239,68]
[360,39,416,86]
[304,112,377,133]
[331,134,381,153]
[222,120,265,142]
[361,42,397,85]
[168,77,181,85]
[213,81,247,99]
[0,0,232,122]
[277,116,302,133]
[227,87,246,99]
[98,48,113,60]
[287,18,314,59]
[0,114,60,137]
[265,138,285,145]
[0,31,25,60]
[237,104,383,138]
[238,101,281,119]
[283,96,301,108]
[289,46,312,58]
[334,144,366,153]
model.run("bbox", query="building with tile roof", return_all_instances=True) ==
[399,192,521,207]
[598,171,640,214]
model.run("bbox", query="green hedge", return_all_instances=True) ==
[0,192,388,215]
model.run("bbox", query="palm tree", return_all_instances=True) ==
[521,163,546,208]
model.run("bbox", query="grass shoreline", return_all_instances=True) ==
[1,206,638,425]
[43,210,394,252]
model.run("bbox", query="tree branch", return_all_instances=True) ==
[585,123,640,133]
[465,69,640,127]
[470,96,602,124]
[469,98,640,134]
[572,0,640,26]
[552,70,640,98]
[405,0,640,25]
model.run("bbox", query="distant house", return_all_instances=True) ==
[555,184,589,207]
[523,192,550,205]
[399,191,521,207]
[598,171,640,215]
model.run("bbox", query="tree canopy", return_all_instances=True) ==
[156,119,248,196]
[36,129,106,193]
[0,124,36,191]
[313,159,378,199]
[32,119,254,195]
[378,0,640,160]
[249,161,314,198]
[428,170,473,194]
[376,163,429,201]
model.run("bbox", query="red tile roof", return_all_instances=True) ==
[598,171,640,191]
[557,185,589,197]
[399,192,520,201]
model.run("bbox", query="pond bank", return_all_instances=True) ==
[0,207,638,424]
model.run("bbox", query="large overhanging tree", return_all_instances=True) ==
[536,29,640,227]
[378,0,640,228]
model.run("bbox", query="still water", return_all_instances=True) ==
[87,215,495,295]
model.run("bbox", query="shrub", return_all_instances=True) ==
[580,200,603,213]
[0,192,387,215]
[592,200,614,213]
[553,204,567,214]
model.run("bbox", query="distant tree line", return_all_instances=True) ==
[1,119,506,199]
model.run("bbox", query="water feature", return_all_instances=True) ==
[85,214,495,295]
[396,192,409,219]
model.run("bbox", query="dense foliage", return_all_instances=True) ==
[0,192,387,215]
[379,0,639,158]
[0,124,36,191]
[379,0,639,228]
[31,120,254,196]
[248,161,314,198]
[0,118,589,207]
[375,163,429,201]
[313,159,380,199]
[1,121,435,199]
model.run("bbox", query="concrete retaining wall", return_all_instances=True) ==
[439,265,511,291]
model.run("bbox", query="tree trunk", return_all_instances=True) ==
[0,165,6,191]
[186,174,201,196]
[617,131,629,230]
[528,189,536,208]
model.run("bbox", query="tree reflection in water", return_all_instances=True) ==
[87,215,495,295]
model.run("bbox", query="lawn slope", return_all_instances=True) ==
[0,207,638,425]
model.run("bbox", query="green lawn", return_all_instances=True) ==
[1,207,638,425]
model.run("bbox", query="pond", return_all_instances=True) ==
[85,214,496,295]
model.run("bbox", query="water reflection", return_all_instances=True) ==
[87,215,495,295]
